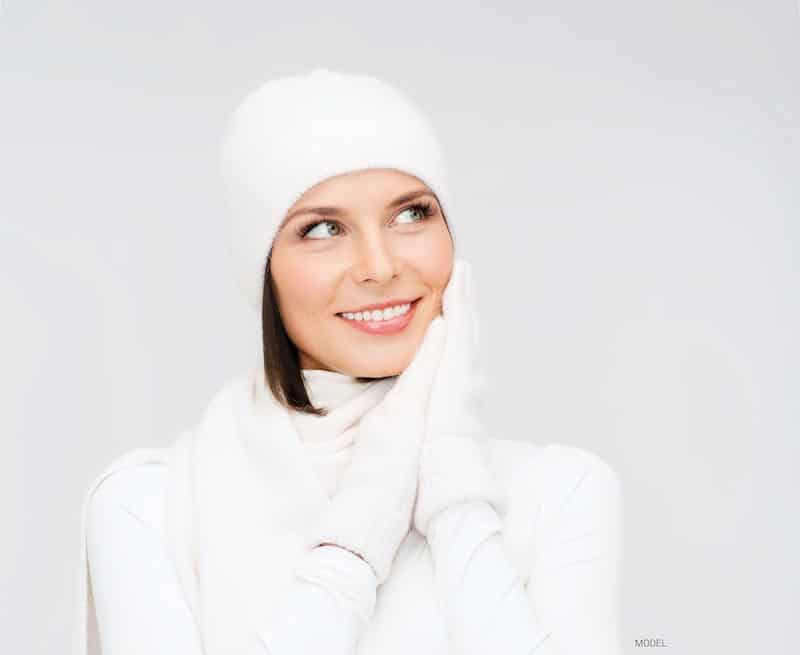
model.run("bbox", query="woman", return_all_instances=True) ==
[72,69,623,655]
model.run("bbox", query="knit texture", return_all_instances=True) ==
[305,318,446,583]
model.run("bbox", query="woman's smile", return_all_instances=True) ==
[336,297,422,335]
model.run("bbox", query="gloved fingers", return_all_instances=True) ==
[431,260,484,410]
[462,261,483,363]
[444,261,480,369]
[440,259,467,330]
[307,476,417,584]
[354,316,445,454]
[380,315,446,412]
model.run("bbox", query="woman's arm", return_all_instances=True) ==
[86,464,376,654]
[256,543,377,654]
[425,450,623,655]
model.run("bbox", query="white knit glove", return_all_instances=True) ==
[306,316,446,584]
[413,259,504,537]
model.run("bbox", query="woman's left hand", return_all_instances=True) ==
[413,259,504,537]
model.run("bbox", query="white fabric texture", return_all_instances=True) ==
[426,501,552,655]
[73,367,623,655]
[306,317,446,584]
[219,67,455,313]
[414,260,504,536]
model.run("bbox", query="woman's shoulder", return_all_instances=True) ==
[486,438,622,518]
[487,438,620,488]
[487,438,623,576]
[86,449,171,537]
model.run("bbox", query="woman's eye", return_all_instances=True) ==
[395,204,429,224]
[302,220,341,240]
[299,203,432,240]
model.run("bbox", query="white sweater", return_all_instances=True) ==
[83,370,622,654]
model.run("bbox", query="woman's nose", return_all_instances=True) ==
[351,232,398,285]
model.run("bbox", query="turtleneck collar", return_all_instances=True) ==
[299,368,375,409]
[252,367,395,450]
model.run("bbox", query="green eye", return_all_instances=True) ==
[396,202,435,224]
[299,220,342,239]
[297,201,436,240]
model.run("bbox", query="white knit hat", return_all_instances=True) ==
[219,68,454,313]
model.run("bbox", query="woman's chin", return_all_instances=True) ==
[335,348,413,380]
[348,362,402,380]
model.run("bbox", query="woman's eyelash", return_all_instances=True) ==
[407,200,436,220]
[296,201,437,239]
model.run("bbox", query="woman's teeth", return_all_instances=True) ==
[339,302,412,322]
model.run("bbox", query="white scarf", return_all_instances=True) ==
[73,367,396,655]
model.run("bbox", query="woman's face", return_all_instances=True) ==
[269,168,454,378]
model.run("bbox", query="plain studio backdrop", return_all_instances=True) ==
[1,2,797,654]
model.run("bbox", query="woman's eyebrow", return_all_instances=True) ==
[385,189,435,209]
[278,189,435,231]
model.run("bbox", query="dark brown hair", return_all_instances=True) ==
[260,206,451,416]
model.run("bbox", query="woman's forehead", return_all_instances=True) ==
[295,169,429,204]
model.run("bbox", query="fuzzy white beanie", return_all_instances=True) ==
[219,68,455,313]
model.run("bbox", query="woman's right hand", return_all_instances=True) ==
[305,316,446,584]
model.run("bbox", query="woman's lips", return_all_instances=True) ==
[337,298,421,335]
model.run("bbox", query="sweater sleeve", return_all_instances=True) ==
[255,545,378,654]
[425,451,623,655]
[85,465,376,655]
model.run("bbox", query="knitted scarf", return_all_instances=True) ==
[72,367,395,654]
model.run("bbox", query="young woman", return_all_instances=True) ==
[72,68,623,655]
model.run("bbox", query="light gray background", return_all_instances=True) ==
[2,2,797,653]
